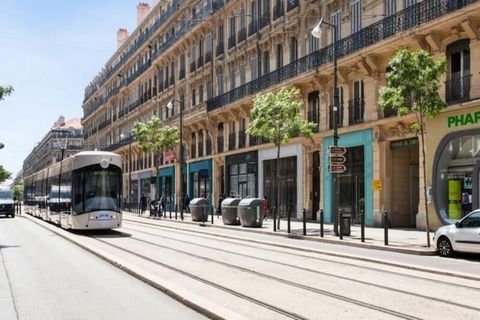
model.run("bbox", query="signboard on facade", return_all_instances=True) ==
[328,164,346,174]
[372,179,382,191]
[328,145,347,173]
[328,155,346,164]
[164,149,176,163]
[328,146,347,155]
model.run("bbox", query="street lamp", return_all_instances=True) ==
[167,97,184,221]
[120,132,132,205]
[53,129,69,216]
[311,18,340,236]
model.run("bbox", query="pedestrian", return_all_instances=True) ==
[184,194,191,213]
[217,193,225,218]
[262,196,270,220]
[140,193,147,216]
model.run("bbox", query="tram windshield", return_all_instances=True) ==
[73,164,122,213]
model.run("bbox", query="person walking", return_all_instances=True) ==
[140,194,147,216]
[184,194,191,213]
[217,193,225,218]
[262,196,270,221]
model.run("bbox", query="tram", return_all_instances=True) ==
[24,151,123,230]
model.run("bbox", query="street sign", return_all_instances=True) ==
[328,164,346,174]
[328,146,347,155]
[328,155,346,164]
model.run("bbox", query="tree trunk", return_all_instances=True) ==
[419,113,431,247]
[276,142,281,231]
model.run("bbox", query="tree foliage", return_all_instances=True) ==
[379,48,446,247]
[0,85,14,102]
[379,48,446,131]
[247,87,315,146]
[12,182,24,201]
[0,165,11,184]
[132,116,180,153]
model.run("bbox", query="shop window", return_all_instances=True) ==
[264,156,297,218]
[434,130,480,224]
[308,91,320,132]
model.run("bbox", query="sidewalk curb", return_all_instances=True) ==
[135,214,436,256]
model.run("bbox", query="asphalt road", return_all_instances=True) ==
[0,216,207,320]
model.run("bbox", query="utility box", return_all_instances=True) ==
[221,198,241,225]
[190,198,209,222]
[238,198,264,228]
[341,214,351,236]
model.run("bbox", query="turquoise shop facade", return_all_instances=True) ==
[322,129,374,225]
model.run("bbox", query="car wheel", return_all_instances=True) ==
[437,236,453,257]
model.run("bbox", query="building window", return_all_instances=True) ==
[350,0,361,34]
[308,91,320,132]
[229,162,256,198]
[308,28,320,53]
[384,0,396,15]
[349,80,364,125]
[240,64,246,85]
[217,72,224,95]
[229,68,236,90]
[264,156,297,218]
[446,39,470,103]
[330,10,341,42]
[276,44,283,69]
[263,51,270,75]
[251,57,258,80]
[289,37,298,62]
[199,85,204,103]
[192,88,196,106]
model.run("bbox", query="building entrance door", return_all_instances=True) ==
[337,146,364,224]
[409,165,419,226]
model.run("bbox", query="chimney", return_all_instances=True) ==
[117,28,129,49]
[53,116,65,129]
[137,2,150,26]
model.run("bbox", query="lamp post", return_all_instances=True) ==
[167,98,184,221]
[53,129,69,217]
[120,132,132,205]
[312,18,340,236]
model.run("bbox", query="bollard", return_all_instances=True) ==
[175,203,178,220]
[339,209,344,240]
[211,205,214,224]
[287,210,291,234]
[383,211,389,246]
[273,206,277,232]
[303,208,307,236]
[361,209,365,243]
[319,209,324,238]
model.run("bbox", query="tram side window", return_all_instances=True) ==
[73,171,84,213]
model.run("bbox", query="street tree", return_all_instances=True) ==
[0,85,14,102]
[379,48,446,247]
[0,165,11,184]
[247,87,315,230]
[12,182,24,201]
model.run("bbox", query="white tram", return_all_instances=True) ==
[24,151,123,230]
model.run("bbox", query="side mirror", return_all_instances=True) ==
[455,221,462,228]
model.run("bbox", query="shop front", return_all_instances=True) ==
[189,159,212,204]
[225,151,257,198]
[158,166,175,212]
[430,108,480,226]
[139,171,153,199]
[259,144,303,219]
[322,129,373,225]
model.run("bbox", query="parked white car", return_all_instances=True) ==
[434,210,480,257]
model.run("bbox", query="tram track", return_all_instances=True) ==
[124,217,480,289]
[119,224,480,313]
[90,232,422,320]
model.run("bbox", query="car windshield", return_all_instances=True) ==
[0,191,12,199]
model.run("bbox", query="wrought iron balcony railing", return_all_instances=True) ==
[179,69,185,80]
[190,144,196,158]
[238,28,247,43]
[446,73,471,103]
[217,136,224,153]
[206,139,212,156]
[228,132,236,150]
[348,98,365,125]
[190,61,196,73]
[228,35,236,49]
[329,103,344,130]
[207,0,478,113]
[248,21,258,36]
[238,130,246,148]
[198,142,204,157]
[216,42,224,56]
[197,56,204,68]
[205,51,212,63]
[307,110,320,133]
[287,0,299,11]
[273,4,284,20]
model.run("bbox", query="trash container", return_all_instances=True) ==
[238,198,264,228]
[221,198,241,225]
[190,198,209,222]
[341,214,351,236]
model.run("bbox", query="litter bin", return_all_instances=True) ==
[341,214,351,236]
[238,198,264,228]
[190,198,209,222]
[221,198,241,225]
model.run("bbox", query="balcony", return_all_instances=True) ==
[238,28,246,43]
[217,136,224,153]
[287,0,299,11]
[307,110,320,133]
[348,98,365,125]
[228,133,236,150]
[179,69,185,80]
[446,73,471,104]
[259,15,270,30]
[190,61,196,73]
[197,56,204,68]
[329,103,344,130]
[216,42,224,57]
[273,4,284,20]
[249,136,268,146]
[228,35,236,50]
[207,0,479,113]
[238,130,246,148]
[248,21,258,36]
[205,51,212,63]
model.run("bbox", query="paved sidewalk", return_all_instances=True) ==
[129,210,436,255]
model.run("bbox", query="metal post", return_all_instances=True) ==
[339,208,343,240]
[383,211,389,246]
[128,135,132,204]
[273,206,277,232]
[211,204,214,224]
[287,209,291,234]
[332,24,339,237]
[179,101,184,221]
[361,209,365,243]
[303,208,307,236]
[320,209,324,238]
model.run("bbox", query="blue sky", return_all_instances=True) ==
[0,0,140,180]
